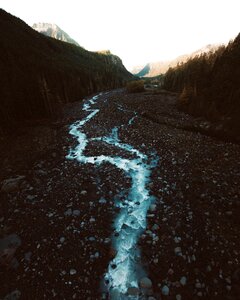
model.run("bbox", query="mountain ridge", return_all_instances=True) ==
[32,22,80,46]
[132,44,223,77]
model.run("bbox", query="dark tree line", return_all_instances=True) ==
[0,9,133,132]
[163,34,240,134]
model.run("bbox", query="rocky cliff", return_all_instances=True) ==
[32,22,80,46]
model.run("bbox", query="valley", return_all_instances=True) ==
[1,89,239,299]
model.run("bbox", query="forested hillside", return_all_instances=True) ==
[163,34,240,136]
[0,9,133,131]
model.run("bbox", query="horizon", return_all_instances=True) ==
[0,0,239,70]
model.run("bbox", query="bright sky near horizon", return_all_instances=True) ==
[0,0,239,70]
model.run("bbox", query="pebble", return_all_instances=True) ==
[168,268,174,275]
[149,204,157,212]
[127,287,140,296]
[3,289,21,300]
[99,198,107,204]
[161,285,169,296]
[64,208,72,216]
[70,269,77,275]
[72,210,80,216]
[140,277,152,289]
[60,237,65,243]
[176,295,182,300]
[80,190,87,195]
[152,224,159,231]
[180,276,187,286]
[174,247,182,255]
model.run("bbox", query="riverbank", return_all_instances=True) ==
[1,89,240,299]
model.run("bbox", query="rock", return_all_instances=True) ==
[64,208,72,216]
[110,289,120,300]
[180,276,187,286]
[72,210,80,216]
[149,204,157,212]
[26,195,36,201]
[0,234,21,268]
[99,197,107,204]
[140,277,152,289]
[80,190,87,195]
[4,289,21,300]
[232,268,240,283]
[70,269,77,275]
[195,282,201,289]
[127,287,140,296]
[226,211,232,216]
[174,247,182,255]
[1,176,25,193]
[24,252,32,262]
[59,237,65,243]
[161,285,169,296]
[152,224,159,231]
[168,268,174,275]
[176,295,182,300]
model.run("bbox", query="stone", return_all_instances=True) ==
[140,277,152,289]
[127,287,140,296]
[176,295,182,300]
[64,208,72,216]
[195,282,201,289]
[72,210,80,216]
[60,237,65,243]
[161,285,169,296]
[3,289,21,300]
[99,198,107,204]
[168,268,174,275]
[174,247,182,255]
[1,176,25,193]
[180,276,187,286]
[70,269,77,275]
[149,204,157,212]
[152,224,159,231]
[110,289,120,300]
[24,252,32,262]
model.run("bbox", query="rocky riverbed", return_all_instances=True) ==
[0,89,240,299]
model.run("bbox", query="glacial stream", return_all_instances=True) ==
[67,94,157,299]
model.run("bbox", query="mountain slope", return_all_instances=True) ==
[163,34,240,137]
[32,23,80,46]
[0,9,133,130]
[133,44,221,77]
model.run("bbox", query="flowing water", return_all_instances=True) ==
[67,94,157,299]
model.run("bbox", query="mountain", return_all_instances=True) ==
[32,22,80,46]
[0,9,133,131]
[163,34,240,137]
[132,44,221,77]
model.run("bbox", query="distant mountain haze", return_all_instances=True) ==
[132,44,223,77]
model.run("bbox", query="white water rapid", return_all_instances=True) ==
[67,94,157,299]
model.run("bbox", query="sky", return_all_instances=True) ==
[0,0,239,70]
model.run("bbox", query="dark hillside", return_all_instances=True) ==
[163,34,240,137]
[0,9,133,130]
